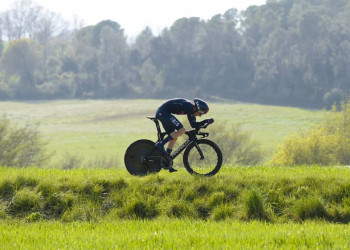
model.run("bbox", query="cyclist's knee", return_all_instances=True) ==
[178,127,186,135]
[171,128,185,138]
[176,128,186,136]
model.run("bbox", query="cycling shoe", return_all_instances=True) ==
[168,167,177,173]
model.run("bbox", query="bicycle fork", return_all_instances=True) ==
[193,141,205,160]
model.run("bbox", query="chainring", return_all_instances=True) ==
[160,156,173,169]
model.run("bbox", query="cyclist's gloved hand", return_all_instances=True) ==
[195,118,214,129]
[207,118,214,124]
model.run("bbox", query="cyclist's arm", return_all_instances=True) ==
[187,115,211,128]
[187,114,198,128]
[196,120,208,127]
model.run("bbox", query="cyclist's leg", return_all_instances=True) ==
[155,112,183,153]
[157,112,182,139]
[164,125,185,155]
[162,115,184,144]
[170,127,186,139]
[167,127,186,151]
[154,112,179,172]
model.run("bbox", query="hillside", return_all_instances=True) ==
[1,166,350,223]
[0,99,325,167]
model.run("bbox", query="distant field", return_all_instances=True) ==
[0,99,325,167]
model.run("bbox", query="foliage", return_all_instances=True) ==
[0,39,43,99]
[268,128,339,165]
[323,99,350,164]
[0,38,3,57]
[0,0,350,108]
[60,152,83,170]
[293,196,328,221]
[242,189,268,221]
[0,115,48,167]
[269,99,350,165]
[208,123,264,165]
[2,166,350,224]
[7,188,41,215]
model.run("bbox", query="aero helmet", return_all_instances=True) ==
[194,98,209,114]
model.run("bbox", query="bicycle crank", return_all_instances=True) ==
[160,156,173,169]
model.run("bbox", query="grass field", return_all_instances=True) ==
[1,220,350,249]
[1,166,350,248]
[2,166,350,223]
[0,99,325,166]
[1,99,341,249]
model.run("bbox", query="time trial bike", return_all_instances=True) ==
[124,117,223,176]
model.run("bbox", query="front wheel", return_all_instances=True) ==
[124,139,162,176]
[183,139,223,176]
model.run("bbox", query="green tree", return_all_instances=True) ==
[34,10,68,80]
[139,58,160,96]
[128,27,157,96]
[0,28,3,57]
[155,17,205,97]
[98,25,127,97]
[130,27,154,66]
[1,39,43,98]
[203,11,248,97]
[69,20,129,98]
[241,0,350,107]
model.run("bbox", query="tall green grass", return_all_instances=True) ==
[2,166,350,223]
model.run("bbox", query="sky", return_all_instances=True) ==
[0,0,266,39]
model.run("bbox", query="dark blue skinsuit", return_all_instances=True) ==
[156,98,206,135]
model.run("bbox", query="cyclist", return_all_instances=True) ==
[155,98,214,172]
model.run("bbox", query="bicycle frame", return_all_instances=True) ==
[148,117,167,142]
[125,117,222,176]
[146,117,209,160]
[170,137,192,159]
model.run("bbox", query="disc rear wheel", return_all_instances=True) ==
[124,140,162,176]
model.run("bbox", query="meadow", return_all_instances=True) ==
[1,220,350,249]
[1,99,347,248]
[0,99,325,167]
[2,166,350,248]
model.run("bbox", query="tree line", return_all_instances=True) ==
[0,0,349,108]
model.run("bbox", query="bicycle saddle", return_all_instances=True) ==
[146,116,158,121]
